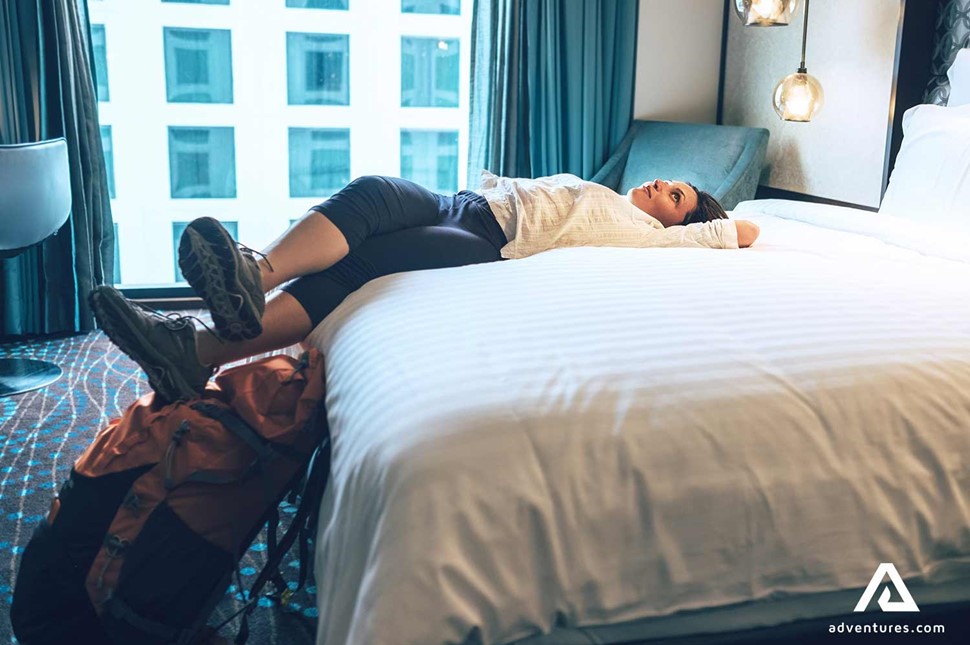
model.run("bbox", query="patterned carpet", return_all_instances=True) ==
[0,330,316,645]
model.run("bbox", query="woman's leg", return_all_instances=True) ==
[260,175,447,290]
[195,290,312,366]
[256,211,349,292]
[180,176,445,338]
[91,183,497,401]
[196,225,501,366]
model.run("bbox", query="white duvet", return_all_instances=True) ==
[305,200,970,645]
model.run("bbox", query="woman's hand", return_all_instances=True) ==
[735,220,760,248]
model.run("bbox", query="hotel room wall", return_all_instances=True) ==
[722,0,903,209]
[632,0,723,124]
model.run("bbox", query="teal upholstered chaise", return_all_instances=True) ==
[591,120,770,211]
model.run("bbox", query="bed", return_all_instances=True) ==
[302,60,970,645]
[302,201,970,644]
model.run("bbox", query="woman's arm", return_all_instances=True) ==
[735,220,760,248]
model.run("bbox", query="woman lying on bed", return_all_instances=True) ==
[90,172,761,402]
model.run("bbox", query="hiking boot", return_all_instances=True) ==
[178,217,266,342]
[89,286,215,402]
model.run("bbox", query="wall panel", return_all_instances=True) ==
[722,0,902,208]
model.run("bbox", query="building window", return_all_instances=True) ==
[400,130,458,193]
[289,128,351,197]
[168,127,236,198]
[164,28,233,103]
[286,33,349,105]
[401,37,459,107]
[172,221,238,282]
[87,0,472,288]
[402,0,459,15]
[286,0,348,9]
[91,24,110,101]
[113,223,121,285]
[100,125,116,198]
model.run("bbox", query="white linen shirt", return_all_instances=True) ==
[475,170,739,259]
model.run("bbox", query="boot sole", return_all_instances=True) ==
[89,287,200,402]
[178,217,263,342]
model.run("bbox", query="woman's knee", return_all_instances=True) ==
[308,175,393,249]
[344,175,387,195]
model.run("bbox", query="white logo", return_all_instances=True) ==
[853,563,920,613]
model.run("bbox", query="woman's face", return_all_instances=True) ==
[627,179,698,227]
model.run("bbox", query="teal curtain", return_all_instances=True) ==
[468,0,638,184]
[0,0,114,336]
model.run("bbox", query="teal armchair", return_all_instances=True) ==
[591,120,769,211]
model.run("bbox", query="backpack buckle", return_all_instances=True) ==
[122,491,142,514]
[280,588,293,607]
[104,533,129,557]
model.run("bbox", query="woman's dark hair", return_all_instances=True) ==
[682,183,727,225]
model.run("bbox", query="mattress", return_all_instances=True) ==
[304,199,970,645]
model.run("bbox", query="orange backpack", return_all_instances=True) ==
[12,350,330,645]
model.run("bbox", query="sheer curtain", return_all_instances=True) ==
[468,0,638,184]
[0,0,113,336]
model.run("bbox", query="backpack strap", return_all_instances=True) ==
[296,432,332,590]
[191,402,305,463]
[103,593,190,644]
[234,406,332,643]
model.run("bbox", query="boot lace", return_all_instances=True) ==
[134,302,225,344]
[238,243,274,272]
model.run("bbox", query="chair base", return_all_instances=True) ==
[0,358,63,397]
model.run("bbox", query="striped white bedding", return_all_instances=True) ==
[304,199,970,645]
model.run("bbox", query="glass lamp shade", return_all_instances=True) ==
[734,0,798,26]
[772,71,823,122]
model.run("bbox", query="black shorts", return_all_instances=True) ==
[281,176,508,327]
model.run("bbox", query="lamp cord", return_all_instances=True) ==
[799,0,811,73]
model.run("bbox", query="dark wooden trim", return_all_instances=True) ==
[884,0,941,196]
[883,0,907,199]
[119,285,194,300]
[717,0,731,125]
[754,185,878,212]
[129,297,204,310]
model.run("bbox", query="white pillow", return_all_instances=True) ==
[947,49,970,107]
[879,103,970,227]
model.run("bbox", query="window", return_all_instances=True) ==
[168,127,237,198]
[286,0,348,9]
[172,221,238,282]
[91,24,109,101]
[88,0,471,289]
[286,33,349,105]
[402,0,459,15]
[100,125,116,198]
[400,130,458,193]
[289,128,350,197]
[401,37,459,107]
[164,28,233,103]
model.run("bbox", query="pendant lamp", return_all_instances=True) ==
[771,0,823,121]
[734,0,798,27]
